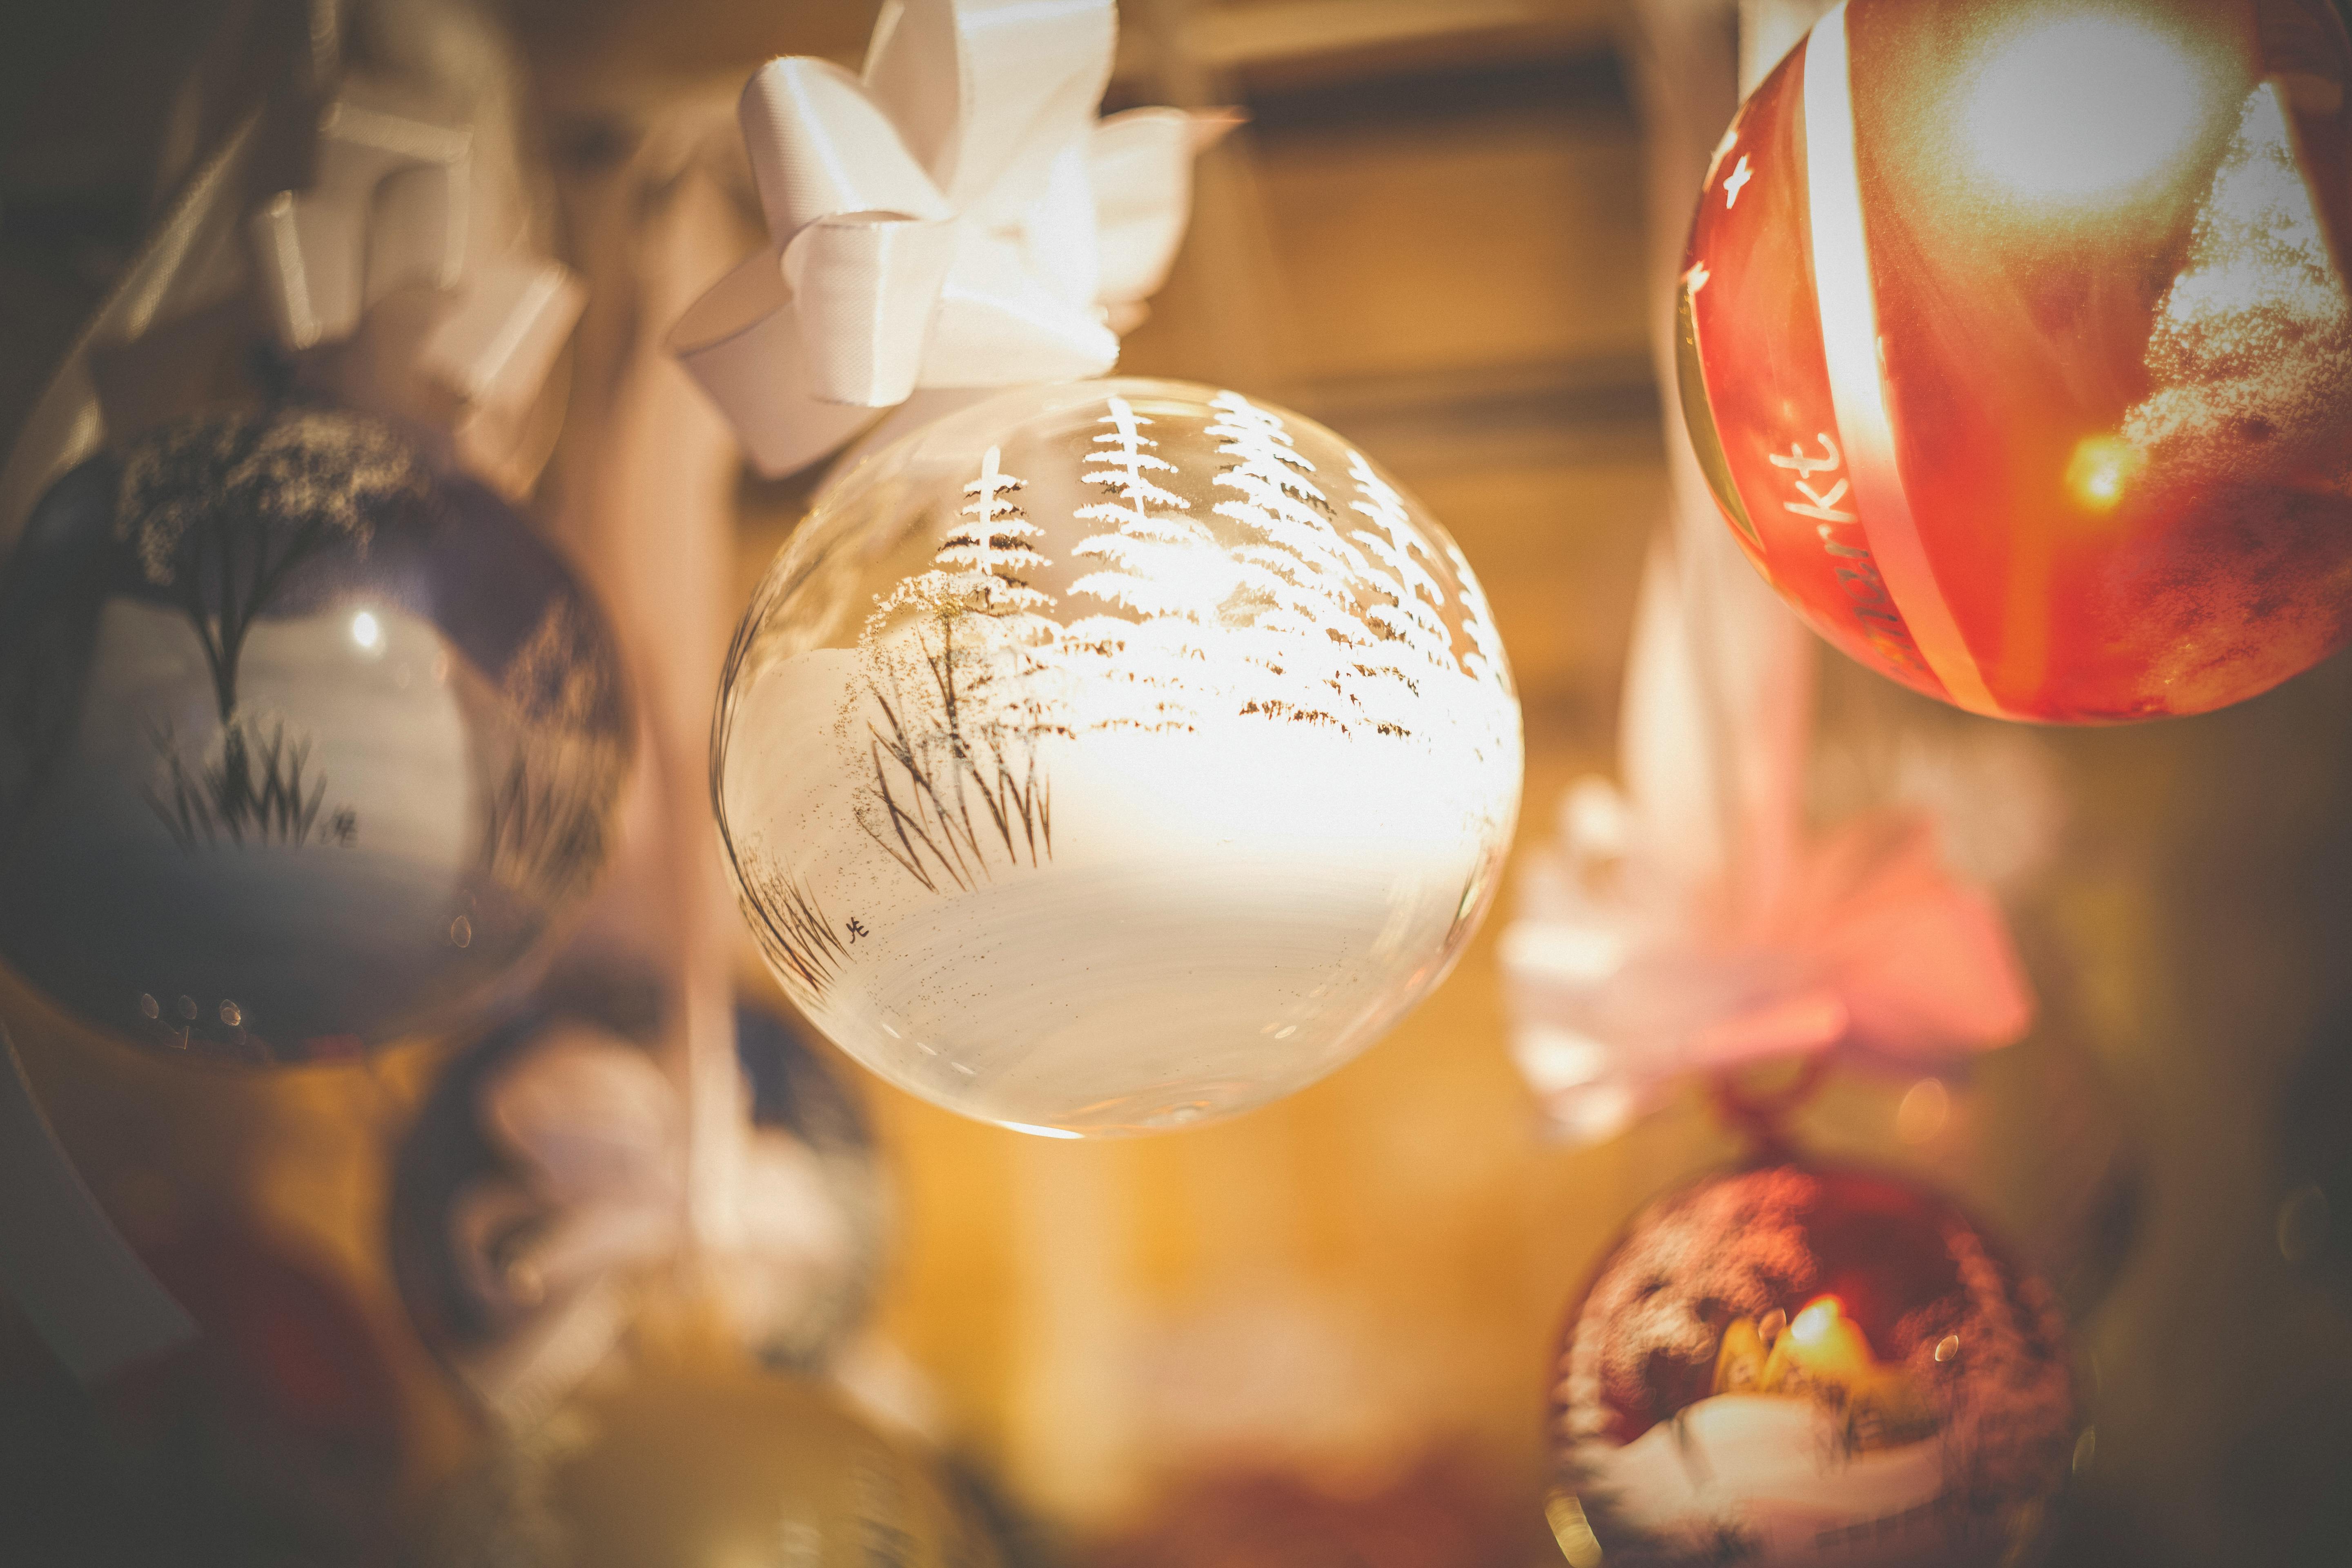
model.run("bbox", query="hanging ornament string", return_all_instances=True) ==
[1706,1052,1833,1155]
[670,0,1233,477]
[1501,0,2036,1146]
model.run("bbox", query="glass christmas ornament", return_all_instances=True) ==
[715,378,1521,1136]
[408,1360,1000,1568]
[1680,0,2352,722]
[1550,1163,2074,1568]
[391,995,883,1419]
[0,406,633,1063]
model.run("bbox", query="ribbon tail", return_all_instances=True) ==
[429,258,587,412]
[672,252,893,477]
[1619,531,1725,895]
[0,1025,196,1381]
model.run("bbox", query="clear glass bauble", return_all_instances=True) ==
[1549,1161,2076,1568]
[0,406,633,1064]
[715,379,1523,1136]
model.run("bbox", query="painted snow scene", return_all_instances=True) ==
[0,408,633,1063]
[715,379,1521,1135]
[1551,1165,2075,1568]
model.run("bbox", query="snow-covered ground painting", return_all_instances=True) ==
[716,380,1522,1134]
[1551,1165,2075,1568]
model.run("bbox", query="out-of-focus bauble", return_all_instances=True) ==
[390,996,882,1420]
[1550,1163,2074,1568]
[1680,0,2352,721]
[724,1005,886,1367]
[0,406,633,1062]
[715,379,1521,1135]
[103,1231,408,1566]
[407,1361,999,1568]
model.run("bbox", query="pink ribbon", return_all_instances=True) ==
[670,0,1232,477]
[1504,786,2035,1144]
[1501,537,2035,1146]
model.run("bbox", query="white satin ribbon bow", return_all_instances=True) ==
[673,0,1228,477]
[245,81,586,484]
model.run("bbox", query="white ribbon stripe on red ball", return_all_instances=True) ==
[245,81,586,470]
[672,0,1232,477]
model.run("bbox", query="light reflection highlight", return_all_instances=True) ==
[2065,434,2145,514]
[1962,14,2214,207]
[1895,1076,1951,1144]
[1000,1120,1085,1140]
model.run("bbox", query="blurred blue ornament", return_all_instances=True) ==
[0,405,633,1063]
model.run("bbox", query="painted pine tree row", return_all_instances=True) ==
[848,392,1515,889]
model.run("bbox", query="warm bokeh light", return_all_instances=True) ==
[2063,434,2144,515]
[348,608,383,651]
[1545,1490,1604,1568]
[1895,1076,1952,1143]
[1787,1294,1842,1348]
[1962,13,2214,206]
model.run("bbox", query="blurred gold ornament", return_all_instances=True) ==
[409,1349,997,1568]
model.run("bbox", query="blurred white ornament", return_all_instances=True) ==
[391,999,884,1422]
[715,379,1522,1135]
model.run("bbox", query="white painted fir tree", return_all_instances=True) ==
[1443,537,1510,693]
[1206,391,1406,733]
[1065,397,1230,731]
[1345,450,1460,694]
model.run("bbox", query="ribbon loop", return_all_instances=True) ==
[239,79,584,490]
[742,58,952,244]
[675,0,1231,477]
[789,216,960,405]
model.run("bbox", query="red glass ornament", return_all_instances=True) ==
[1680,0,2352,722]
[1549,1163,2074,1568]
[102,1232,406,1563]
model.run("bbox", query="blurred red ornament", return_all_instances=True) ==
[102,1232,406,1566]
[1549,1163,2074,1568]
[1680,0,2352,722]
